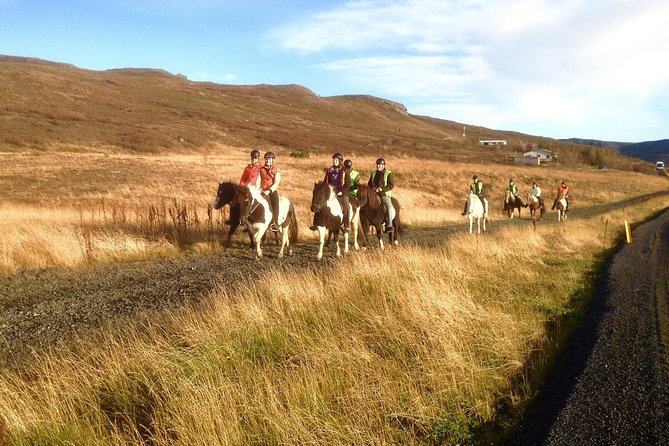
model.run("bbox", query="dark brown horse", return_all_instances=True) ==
[357,185,403,248]
[503,191,524,219]
[212,181,251,248]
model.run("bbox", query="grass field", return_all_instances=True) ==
[1,147,668,444]
[1,148,665,274]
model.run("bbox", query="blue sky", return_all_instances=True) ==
[2,0,668,142]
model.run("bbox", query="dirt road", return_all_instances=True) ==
[506,208,669,445]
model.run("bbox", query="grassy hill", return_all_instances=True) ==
[618,139,669,163]
[0,55,653,171]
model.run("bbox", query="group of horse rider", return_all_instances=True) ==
[236,150,396,233]
[461,175,570,215]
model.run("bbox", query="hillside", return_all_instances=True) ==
[0,55,653,170]
[618,139,669,163]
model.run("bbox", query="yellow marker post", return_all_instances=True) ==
[624,220,632,243]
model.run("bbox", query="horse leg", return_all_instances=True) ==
[469,216,473,234]
[351,211,360,250]
[373,224,384,249]
[317,227,326,260]
[334,229,342,257]
[277,226,288,259]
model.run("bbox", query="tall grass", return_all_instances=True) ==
[2,195,667,445]
[1,150,667,274]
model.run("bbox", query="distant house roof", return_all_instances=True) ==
[523,148,552,158]
[479,139,507,146]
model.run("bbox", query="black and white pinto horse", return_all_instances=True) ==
[212,181,251,248]
[239,186,298,259]
[310,181,361,260]
[465,191,488,234]
[555,197,568,222]
[357,185,403,249]
[503,190,524,219]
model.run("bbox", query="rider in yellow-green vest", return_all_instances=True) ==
[368,157,396,232]
[462,174,485,215]
[506,179,518,196]
[344,159,360,197]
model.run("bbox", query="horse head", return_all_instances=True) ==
[310,181,331,212]
[213,181,238,209]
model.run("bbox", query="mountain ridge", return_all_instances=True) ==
[0,54,654,171]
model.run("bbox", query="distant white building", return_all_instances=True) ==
[479,139,507,146]
[523,148,552,160]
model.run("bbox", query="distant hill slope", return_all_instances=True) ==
[617,140,669,163]
[0,55,654,170]
[559,138,630,151]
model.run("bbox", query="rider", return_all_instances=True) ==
[344,159,360,198]
[234,149,262,228]
[551,180,570,211]
[506,179,518,196]
[256,151,281,232]
[530,181,544,207]
[462,175,485,215]
[239,149,261,188]
[368,157,395,232]
[324,152,350,232]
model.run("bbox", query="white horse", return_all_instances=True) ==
[466,191,488,234]
[239,186,298,259]
[310,182,360,260]
[556,197,568,222]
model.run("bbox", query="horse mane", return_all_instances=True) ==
[360,184,381,209]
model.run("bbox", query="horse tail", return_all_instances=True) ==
[288,202,298,244]
[392,199,404,236]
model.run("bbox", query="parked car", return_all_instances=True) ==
[656,161,665,170]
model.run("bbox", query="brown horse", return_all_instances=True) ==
[357,185,403,248]
[525,193,545,228]
[503,191,524,219]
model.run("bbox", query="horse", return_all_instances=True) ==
[310,181,361,260]
[555,197,568,222]
[357,185,403,249]
[238,186,298,259]
[503,190,524,219]
[525,193,545,228]
[465,191,488,234]
[212,181,252,248]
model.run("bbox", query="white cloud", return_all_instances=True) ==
[271,0,669,140]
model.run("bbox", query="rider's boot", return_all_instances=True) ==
[461,201,469,216]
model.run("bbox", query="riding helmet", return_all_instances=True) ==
[473,175,479,180]
[376,157,385,165]
[264,151,276,160]
[250,149,260,159]
[332,152,344,161]
[344,159,353,169]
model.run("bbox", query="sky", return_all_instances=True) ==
[2,0,668,143]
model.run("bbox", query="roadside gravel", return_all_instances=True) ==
[505,208,669,445]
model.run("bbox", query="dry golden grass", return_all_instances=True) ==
[1,149,666,274]
[2,194,668,445]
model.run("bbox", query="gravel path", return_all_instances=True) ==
[505,208,669,445]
